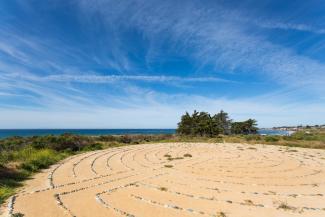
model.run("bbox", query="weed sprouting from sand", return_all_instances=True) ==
[164,165,173,168]
[183,153,192,157]
[164,154,171,158]
[244,199,254,205]
[217,211,227,217]
[277,202,296,211]
[11,213,24,217]
[247,147,257,150]
[286,149,298,152]
[159,187,168,191]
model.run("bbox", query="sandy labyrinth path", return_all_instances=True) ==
[3,143,325,217]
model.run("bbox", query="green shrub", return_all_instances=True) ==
[0,186,15,204]
[119,135,132,144]
[11,213,24,217]
[264,136,280,142]
[81,143,103,151]
[164,165,173,168]
[244,135,262,141]
[18,148,66,172]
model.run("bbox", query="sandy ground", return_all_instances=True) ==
[1,142,325,217]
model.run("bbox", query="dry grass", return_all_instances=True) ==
[217,211,227,217]
[277,202,296,211]
[164,165,173,168]
[159,187,168,191]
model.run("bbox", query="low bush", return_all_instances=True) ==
[18,148,67,172]
[164,165,173,168]
[11,213,24,217]
[0,186,15,205]
[264,136,280,142]
[81,143,103,151]
[244,134,262,141]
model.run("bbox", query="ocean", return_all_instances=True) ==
[0,129,291,139]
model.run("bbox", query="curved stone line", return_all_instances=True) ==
[136,182,266,208]
[48,154,81,188]
[196,177,325,187]
[7,195,16,216]
[94,173,168,216]
[54,194,76,217]
[185,167,322,180]
[106,148,129,171]
[130,194,212,216]
[58,173,140,196]
[90,149,117,175]
[150,179,324,202]
[72,151,103,178]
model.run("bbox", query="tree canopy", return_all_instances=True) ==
[177,110,258,136]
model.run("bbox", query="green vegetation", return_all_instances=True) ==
[277,202,296,211]
[217,212,227,217]
[231,119,258,134]
[264,136,280,142]
[164,164,173,168]
[177,110,257,136]
[11,213,24,217]
[159,187,168,191]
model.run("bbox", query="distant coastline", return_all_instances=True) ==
[0,128,291,139]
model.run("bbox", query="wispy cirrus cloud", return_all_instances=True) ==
[254,21,325,35]
[74,0,325,92]
[19,74,231,83]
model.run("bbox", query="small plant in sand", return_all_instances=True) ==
[244,199,254,206]
[11,213,25,217]
[164,154,171,158]
[159,187,168,191]
[183,153,192,157]
[277,202,296,211]
[286,149,298,152]
[217,211,227,217]
[164,164,173,168]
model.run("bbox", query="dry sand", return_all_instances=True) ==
[1,142,325,217]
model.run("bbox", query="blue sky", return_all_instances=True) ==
[0,0,325,128]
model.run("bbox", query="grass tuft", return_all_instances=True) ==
[159,187,168,191]
[277,202,296,211]
[164,165,173,168]
[217,211,227,217]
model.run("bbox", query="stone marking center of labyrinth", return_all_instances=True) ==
[7,143,325,217]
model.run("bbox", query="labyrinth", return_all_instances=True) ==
[4,143,325,217]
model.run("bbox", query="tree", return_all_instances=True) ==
[244,119,258,134]
[196,112,213,136]
[231,119,258,134]
[176,112,193,135]
[212,110,232,135]
[176,110,258,137]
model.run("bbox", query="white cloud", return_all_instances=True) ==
[29,74,231,83]
[75,0,325,91]
[255,21,325,35]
